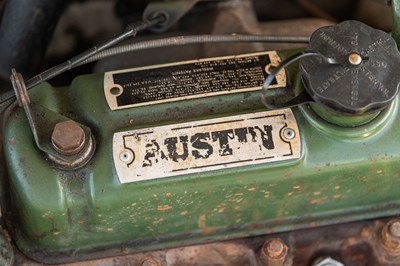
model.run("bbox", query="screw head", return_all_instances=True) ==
[51,120,86,156]
[120,150,134,163]
[348,53,362,66]
[283,128,296,140]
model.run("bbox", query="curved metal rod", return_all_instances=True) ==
[80,34,310,65]
[0,33,310,105]
[0,14,166,105]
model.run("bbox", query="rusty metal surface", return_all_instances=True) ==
[259,239,291,266]
[10,217,400,266]
[380,219,400,252]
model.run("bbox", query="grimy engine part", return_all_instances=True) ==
[3,15,400,265]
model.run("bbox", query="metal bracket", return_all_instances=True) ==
[10,69,95,170]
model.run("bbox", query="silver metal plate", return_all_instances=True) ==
[113,109,300,184]
[104,51,286,110]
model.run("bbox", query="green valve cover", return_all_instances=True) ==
[3,46,400,264]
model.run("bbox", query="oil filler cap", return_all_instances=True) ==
[301,20,400,115]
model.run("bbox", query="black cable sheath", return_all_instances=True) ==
[260,50,340,109]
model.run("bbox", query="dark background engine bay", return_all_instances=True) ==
[0,0,399,265]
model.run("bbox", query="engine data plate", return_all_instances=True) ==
[113,109,300,184]
[104,51,286,110]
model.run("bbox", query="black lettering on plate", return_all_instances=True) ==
[211,130,235,156]
[191,133,213,159]
[112,54,282,107]
[142,140,167,167]
[234,127,248,143]
[248,126,275,150]
[164,136,189,162]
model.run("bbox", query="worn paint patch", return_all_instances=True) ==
[157,205,172,212]
[197,214,217,235]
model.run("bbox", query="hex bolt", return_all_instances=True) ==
[260,238,288,266]
[51,120,86,156]
[141,257,161,266]
[382,219,400,251]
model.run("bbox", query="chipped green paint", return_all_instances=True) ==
[3,50,400,264]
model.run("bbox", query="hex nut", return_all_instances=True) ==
[51,120,86,156]
[313,257,344,266]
